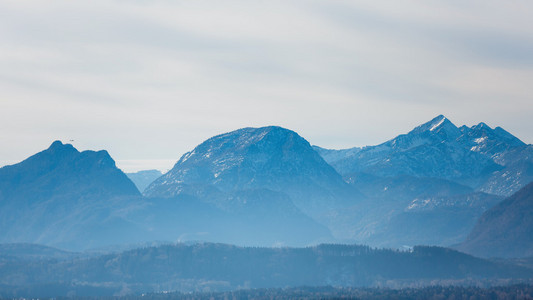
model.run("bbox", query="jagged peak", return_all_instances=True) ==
[47,140,77,151]
[429,116,447,131]
[471,122,492,131]
[38,141,120,169]
[44,140,79,156]
[466,123,525,146]
[410,115,459,135]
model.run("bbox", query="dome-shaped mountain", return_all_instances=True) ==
[145,126,361,215]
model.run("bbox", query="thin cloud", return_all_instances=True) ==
[0,0,531,171]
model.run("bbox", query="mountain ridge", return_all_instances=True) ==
[314,115,531,196]
[1,242,531,297]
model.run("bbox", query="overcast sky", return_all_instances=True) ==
[1,0,532,172]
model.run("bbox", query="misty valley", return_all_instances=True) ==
[1,115,533,298]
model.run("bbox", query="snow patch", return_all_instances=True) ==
[181,150,195,163]
[474,137,487,144]
[430,117,445,131]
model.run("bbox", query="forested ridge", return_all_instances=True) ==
[0,243,531,298]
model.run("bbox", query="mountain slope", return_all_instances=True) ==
[479,145,533,196]
[342,174,503,247]
[457,181,533,258]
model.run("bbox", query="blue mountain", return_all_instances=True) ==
[0,141,140,200]
[0,141,149,250]
[145,126,362,216]
[315,115,530,196]
[0,140,333,249]
[126,169,162,193]
[312,115,531,247]
[144,126,363,242]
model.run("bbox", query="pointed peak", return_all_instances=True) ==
[412,115,457,133]
[472,122,492,131]
[433,114,447,121]
[428,115,448,131]
[425,114,448,126]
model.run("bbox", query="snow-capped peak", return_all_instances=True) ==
[408,115,461,141]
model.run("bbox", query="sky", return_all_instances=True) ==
[1,0,532,172]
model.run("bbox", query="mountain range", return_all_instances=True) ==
[313,115,532,247]
[0,115,531,256]
[314,115,530,196]
[0,140,332,250]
